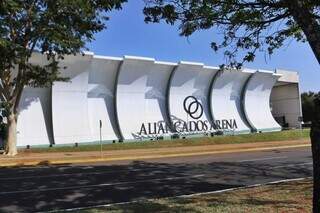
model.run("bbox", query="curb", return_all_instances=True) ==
[0,143,310,168]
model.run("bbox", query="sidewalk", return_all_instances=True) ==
[0,139,310,167]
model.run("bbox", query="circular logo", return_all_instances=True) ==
[183,96,203,119]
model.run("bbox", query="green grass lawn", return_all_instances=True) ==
[76,178,312,213]
[20,128,310,153]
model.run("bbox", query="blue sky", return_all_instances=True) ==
[87,1,319,92]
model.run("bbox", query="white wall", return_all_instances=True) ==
[18,87,53,146]
[15,53,298,147]
[87,56,122,142]
[210,69,253,133]
[270,83,302,128]
[116,56,175,140]
[243,71,282,132]
[17,53,53,146]
[168,62,217,134]
[52,54,93,144]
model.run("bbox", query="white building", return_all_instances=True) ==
[14,52,302,147]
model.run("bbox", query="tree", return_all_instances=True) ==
[0,0,127,156]
[302,91,319,123]
[311,96,320,213]
[143,0,320,211]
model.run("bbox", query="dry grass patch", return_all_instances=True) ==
[77,179,312,213]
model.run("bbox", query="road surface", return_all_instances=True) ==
[0,146,312,212]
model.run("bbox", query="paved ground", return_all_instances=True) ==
[0,139,309,166]
[0,146,313,212]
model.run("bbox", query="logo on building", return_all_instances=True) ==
[183,96,203,119]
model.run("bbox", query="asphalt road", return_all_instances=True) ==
[0,146,313,212]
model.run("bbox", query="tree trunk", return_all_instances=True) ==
[286,2,320,213]
[287,0,320,64]
[311,123,320,213]
[4,112,18,156]
[311,97,320,213]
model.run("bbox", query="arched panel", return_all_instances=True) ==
[87,56,122,142]
[210,69,254,134]
[168,62,218,134]
[52,53,93,144]
[243,71,282,132]
[17,88,53,146]
[17,53,53,147]
[116,56,175,140]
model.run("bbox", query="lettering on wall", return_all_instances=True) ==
[133,96,238,139]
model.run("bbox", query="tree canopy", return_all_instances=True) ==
[0,0,127,155]
[144,0,320,68]
[143,1,320,211]
[302,91,320,123]
[0,0,125,92]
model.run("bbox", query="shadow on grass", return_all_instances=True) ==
[97,201,203,213]
[87,180,312,213]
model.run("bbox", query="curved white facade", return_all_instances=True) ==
[11,52,299,147]
[168,62,218,134]
[17,87,53,146]
[243,71,282,132]
[17,54,54,146]
[116,56,175,140]
[52,54,93,144]
[210,69,253,134]
[87,56,122,142]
